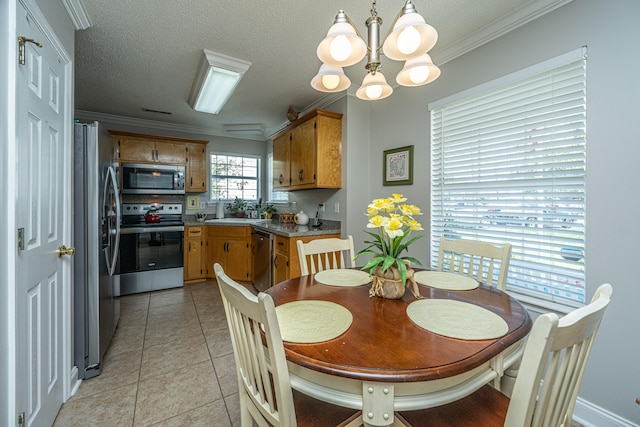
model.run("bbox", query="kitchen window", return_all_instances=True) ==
[429,48,587,311]
[210,153,260,201]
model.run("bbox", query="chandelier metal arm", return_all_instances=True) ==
[342,13,365,42]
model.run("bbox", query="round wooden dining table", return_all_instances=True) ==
[265,269,532,427]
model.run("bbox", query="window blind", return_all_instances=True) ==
[430,50,586,308]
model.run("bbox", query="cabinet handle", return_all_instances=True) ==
[279,174,283,184]
[298,170,304,181]
[188,241,191,250]
[190,177,193,186]
[274,257,277,267]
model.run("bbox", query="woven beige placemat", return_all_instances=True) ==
[314,269,371,287]
[275,300,353,343]
[406,299,508,340]
[414,271,479,291]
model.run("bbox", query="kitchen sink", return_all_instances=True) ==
[204,218,269,225]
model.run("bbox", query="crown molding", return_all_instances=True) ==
[266,92,345,139]
[62,0,91,30]
[432,0,574,65]
[74,110,267,141]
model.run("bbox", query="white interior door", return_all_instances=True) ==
[14,3,71,426]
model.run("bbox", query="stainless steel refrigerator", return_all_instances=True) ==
[73,121,121,379]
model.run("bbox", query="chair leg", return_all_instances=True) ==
[338,411,363,427]
[393,413,414,426]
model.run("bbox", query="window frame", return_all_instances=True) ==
[209,152,261,202]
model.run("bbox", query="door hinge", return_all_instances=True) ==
[18,412,25,427]
[17,35,42,65]
[17,227,24,251]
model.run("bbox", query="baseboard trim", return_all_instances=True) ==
[68,366,81,400]
[573,396,639,427]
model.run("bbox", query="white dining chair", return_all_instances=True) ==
[438,236,512,290]
[397,283,613,427]
[213,263,361,427]
[296,235,356,276]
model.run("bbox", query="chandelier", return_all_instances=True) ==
[311,0,441,101]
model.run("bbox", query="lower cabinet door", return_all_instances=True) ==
[273,252,289,285]
[211,237,250,282]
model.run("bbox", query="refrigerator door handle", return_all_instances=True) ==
[104,166,121,276]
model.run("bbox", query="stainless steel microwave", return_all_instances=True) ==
[121,163,185,195]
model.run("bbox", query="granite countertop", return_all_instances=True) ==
[184,217,341,238]
[254,220,341,237]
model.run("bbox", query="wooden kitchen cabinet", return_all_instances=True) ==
[273,233,341,284]
[110,131,207,169]
[184,226,207,283]
[186,142,207,193]
[207,226,252,283]
[116,135,187,164]
[272,109,342,191]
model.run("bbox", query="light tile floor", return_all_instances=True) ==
[53,281,587,427]
[54,281,241,427]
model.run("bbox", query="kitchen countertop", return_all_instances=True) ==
[184,217,342,238]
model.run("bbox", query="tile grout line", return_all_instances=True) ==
[130,292,151,427]
[194,281,235,426]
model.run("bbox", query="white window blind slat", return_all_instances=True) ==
[430,52,586,308]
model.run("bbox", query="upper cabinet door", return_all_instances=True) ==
[270,109,342,191]
[186,142,207,192]
[118,138,155,163]
[290,119,316,187]
[154,140,187,164]
[273,132,291,189]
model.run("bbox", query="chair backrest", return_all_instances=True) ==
[505,283,613,427]
[213,263,296,427]
[296,235,355,276]
[437,237,512,290]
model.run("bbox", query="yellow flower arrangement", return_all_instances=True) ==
[356,194,424,286]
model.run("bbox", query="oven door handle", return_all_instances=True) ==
[120,226,185,234]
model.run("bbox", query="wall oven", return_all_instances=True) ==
[121,163,185,195]
[117,203,184,295]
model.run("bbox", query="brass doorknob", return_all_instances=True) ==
[56,245,76,258]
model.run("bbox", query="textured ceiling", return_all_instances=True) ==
[74,0,567,140]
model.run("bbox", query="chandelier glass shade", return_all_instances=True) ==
[312,0,441,101]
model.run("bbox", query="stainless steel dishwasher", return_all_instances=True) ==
[252,229,273,291]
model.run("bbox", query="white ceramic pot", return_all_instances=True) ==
[294,211,309,225]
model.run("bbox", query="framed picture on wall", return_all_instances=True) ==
[383,145,414,186]
[187,196,200,210]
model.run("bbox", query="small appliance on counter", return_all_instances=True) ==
[294,211,309,225]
